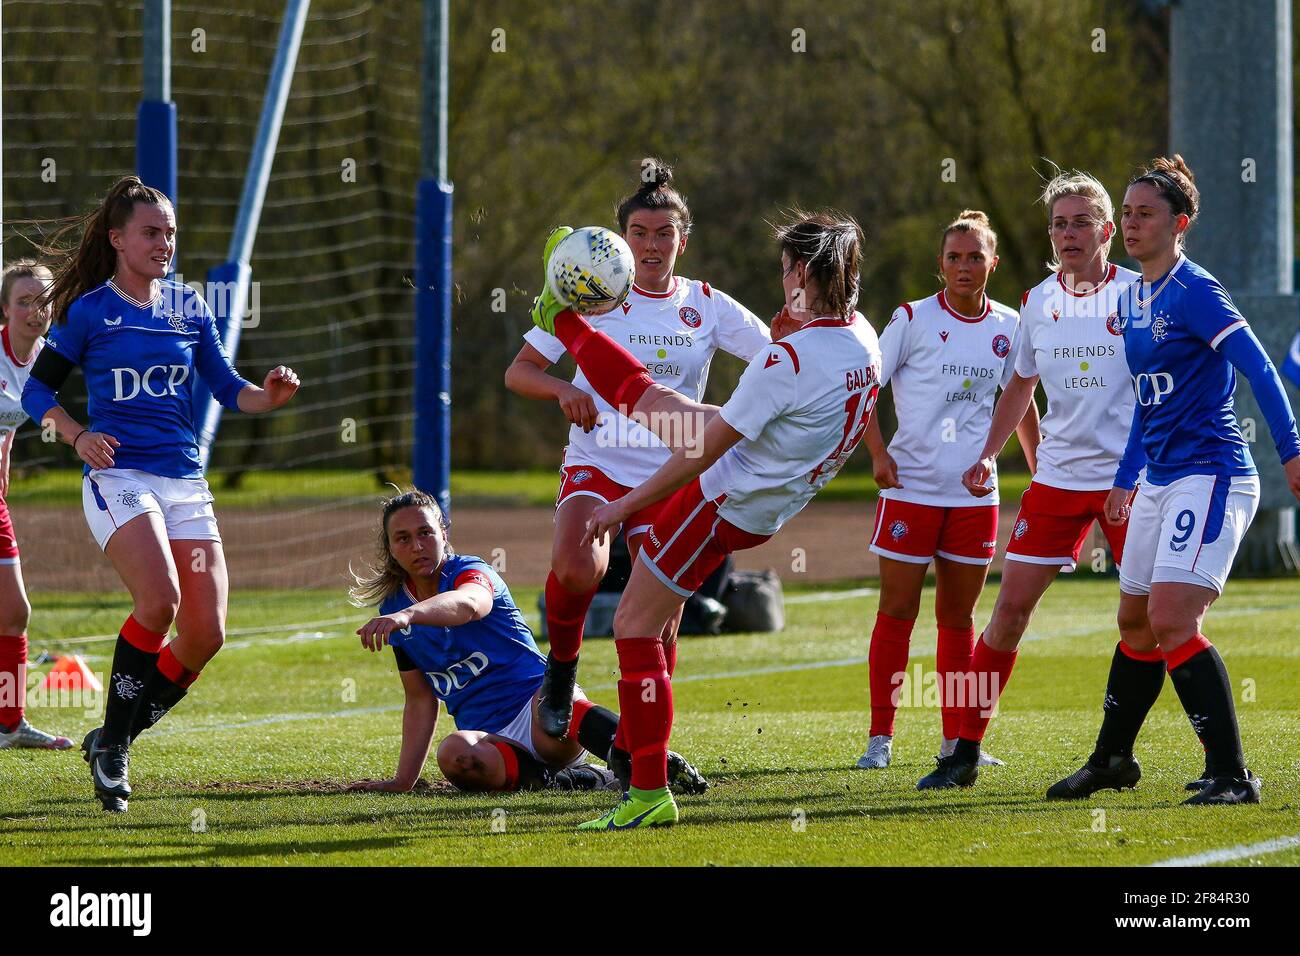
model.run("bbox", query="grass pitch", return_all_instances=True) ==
[2,577,1297,866]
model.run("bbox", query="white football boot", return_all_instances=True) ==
[941,736,1005,766]
[0,717,74,750]
[855,734,893,769]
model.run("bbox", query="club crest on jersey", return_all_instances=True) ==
[1150,312,1169,343]
[889,520,908,540]
[938,330,949,343]
[991,334,1011,358]
[679,306,702,329]
[163,310,189,333]
[1106,312,1125,336]
[1013,517,1029,540]
[571,469,592,484]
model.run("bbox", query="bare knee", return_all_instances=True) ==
[1117,606,1158,653]
[0,597,31,636]
[436,735,501,792]
[552,554,601,594]
[133,588,180,634]
[986,599,1033,651]
[1145,604,1198,646]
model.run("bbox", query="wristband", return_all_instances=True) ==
[71,429,88,450]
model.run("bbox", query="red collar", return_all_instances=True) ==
[937,289,990,323]
[801,313,857,330]
[1056,262,1117,298]
[632,277,679,299]
[1,325,34,367]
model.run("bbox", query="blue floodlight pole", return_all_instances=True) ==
[193,0,310,469]
[414,0,454,520]
[138,1,177,213]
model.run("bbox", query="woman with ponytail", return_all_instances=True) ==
[20,176,301,811]
[528,209,882,829]
[856,211,1036,780]
[504,159,771,744]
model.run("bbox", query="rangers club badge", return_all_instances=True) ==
[117,490,142,510]
[164,310,189,333]
[1013,518,1029,540]
[571,469,592,484]
[889,520,908,540]
[1106,312,1125,336]
[679,306,702,329]
[991,334,1011,358]
[1151,312,1169,343]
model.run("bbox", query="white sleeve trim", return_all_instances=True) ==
[1209,319,1248,350]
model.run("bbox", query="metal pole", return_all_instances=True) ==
[1170,0,1299,573]
[193,0,311,467]
[414,0,453,519]
[137,0,178,208]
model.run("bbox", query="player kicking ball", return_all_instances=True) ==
[349,489,708,796]
[531,213,882,829]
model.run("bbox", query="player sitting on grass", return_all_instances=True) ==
[348,489,708,795]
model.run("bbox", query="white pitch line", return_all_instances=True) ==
[1150,834,1300,868]
[785,587,876,604]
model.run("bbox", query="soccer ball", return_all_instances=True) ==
[546,226,635,315]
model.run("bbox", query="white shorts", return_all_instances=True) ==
[83,468,222,551]
[1119,474,1259,596]
[492,686,589,768]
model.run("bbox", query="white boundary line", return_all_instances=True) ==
[1149,834,1300,867]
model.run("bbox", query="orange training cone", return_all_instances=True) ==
[39,654,103,693]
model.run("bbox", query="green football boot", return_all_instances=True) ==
[577,787,679,831]
[530,225,573,335]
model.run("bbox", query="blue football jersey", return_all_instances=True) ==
[1117,257,1255,485]
[382,554,545,732]
[22,279,249,478]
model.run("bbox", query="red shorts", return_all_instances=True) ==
[555,463,663,539]
[640,478,771,597]
[0,498,17,563]
[869,497,998,566]
[1005,481,1127,570]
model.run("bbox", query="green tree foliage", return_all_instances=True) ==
[2,0,1168,473]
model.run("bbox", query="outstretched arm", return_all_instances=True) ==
[583,413,746,545]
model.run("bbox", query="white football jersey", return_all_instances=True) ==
[700,314,883,536]
[525,277,770,487]
[878,290,1020,507]
[0,325,43,437]
[1015,264,1139,490]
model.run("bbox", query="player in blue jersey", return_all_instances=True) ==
[1046,156,1300,805]
[1285,329,1300,389]
[20,176,301,812]
[348,489,708,794]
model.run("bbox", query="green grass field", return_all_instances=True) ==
[3,577,1297,866]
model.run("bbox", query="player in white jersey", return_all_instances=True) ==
[0,261,72,750]
[505,161,769,743]
[919,170,1153,791]
[531,211,880,828]
[857,211,1036,772]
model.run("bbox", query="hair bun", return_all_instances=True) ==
[957,209,991,227]
[1159,153,1196,185]
[638,157,674,192]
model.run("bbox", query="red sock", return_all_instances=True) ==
[663,639,678,677]
[615,636,672,791]
[554,311,654,415]
[0,634,27,730]
[491,741,520,791]
[957,634,1018,741]
[568,697,595,740]
[157,644,201,689]
[936,624,976,739]
[545,572,596,663]
[868,613,914,737]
